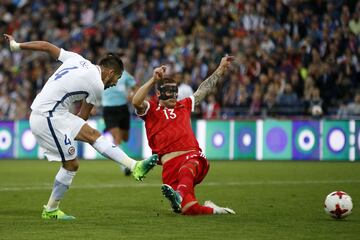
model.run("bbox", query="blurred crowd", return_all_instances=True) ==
[0,0,360,120]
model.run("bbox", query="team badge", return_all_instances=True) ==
[68,146,75,155]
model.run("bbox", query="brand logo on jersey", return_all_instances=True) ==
[80,61,90,69]
[68,146,75,155]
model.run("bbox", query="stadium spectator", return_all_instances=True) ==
[202,93,221,119]
[262,83,279,117]
[223,74,240,109]
[349,11,360,35]
[344,92,360,117]
[177,72,193,100]
[1,0,360,119]
[307,88,324,118]
[235,84,250,116]
[249,87,262,116]
[4,34,158,220]
[277,83,299,112]
[132,57,235,215]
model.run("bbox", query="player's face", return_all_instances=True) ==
[157,83,178,108]
[104,70,122,89]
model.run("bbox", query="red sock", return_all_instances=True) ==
[181,192,214,215]
[183,203,213,215]
[176,162,197,198]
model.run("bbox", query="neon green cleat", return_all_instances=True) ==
[41,206,76,220]
[161,184,182,213]
[132,154,158,181]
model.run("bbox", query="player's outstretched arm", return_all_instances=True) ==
[4,34,61,59]
[132,66,166,115]
[193,56,234,106]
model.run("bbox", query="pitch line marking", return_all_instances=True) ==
[1,180,360,191]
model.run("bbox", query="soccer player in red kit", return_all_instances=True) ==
[132,56,235,215]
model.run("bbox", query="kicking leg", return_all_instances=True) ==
[109,127,131,176]
[92,135,157,180]
[76,124,157,181]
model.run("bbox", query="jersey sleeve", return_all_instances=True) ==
[86,88,102,106]
[126,72,136,88]
[135,101,151,117]
[58,48,83,63]
[84,68,103,106]
[180,96,195,112]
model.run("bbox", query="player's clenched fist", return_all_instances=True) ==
[218,55,234,74]
[3,34,13,42]
[153,65,166,81]
[3,34,21,51]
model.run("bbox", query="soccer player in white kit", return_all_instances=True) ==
[4,34,158,220]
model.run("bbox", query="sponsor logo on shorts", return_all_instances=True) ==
[68,146,75,155]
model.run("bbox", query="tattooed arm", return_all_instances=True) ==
[193,56,234,106]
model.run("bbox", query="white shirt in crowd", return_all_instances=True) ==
[177,83,194,100]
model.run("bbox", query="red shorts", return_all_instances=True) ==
[162,151,210,190]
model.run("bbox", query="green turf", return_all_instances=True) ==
[0,160,359,240]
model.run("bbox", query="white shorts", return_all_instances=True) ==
[29,111,86,161]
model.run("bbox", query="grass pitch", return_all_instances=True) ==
[0,160,359,240]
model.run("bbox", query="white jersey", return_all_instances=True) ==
[31,49,104,115]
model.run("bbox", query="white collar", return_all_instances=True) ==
[96,65,101,75]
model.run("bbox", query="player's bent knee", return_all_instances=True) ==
[76,124,101,144]
[63,158,79,172]
[179,165,195,177]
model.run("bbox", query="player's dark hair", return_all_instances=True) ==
[156,77,177,90]
[98,53,124,75]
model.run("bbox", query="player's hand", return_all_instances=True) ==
[3,34,20,51]
[153,65,166,82]
[218,55,235,74]
[4,34,14,42]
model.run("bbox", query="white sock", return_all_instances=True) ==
[46,167,76,211]
[92,135,137,170]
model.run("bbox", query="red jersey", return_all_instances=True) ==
[139,96,201,156]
